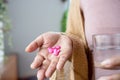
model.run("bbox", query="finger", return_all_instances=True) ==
[45,55,59,77]
[98,74,120,80]
[56,35,72,70]
[37,60,50,80]
[100,56,120,69]
[31,54,44,69]
[57,48,72,70]
[57,55,68,70]
[25,35,43,52]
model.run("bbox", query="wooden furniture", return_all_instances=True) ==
[0,55,18,80]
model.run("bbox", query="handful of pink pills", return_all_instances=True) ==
[48,46,61,56]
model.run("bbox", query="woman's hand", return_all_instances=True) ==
[98,56,120,80]
[25,32,72,80]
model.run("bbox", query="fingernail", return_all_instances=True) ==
[30,63,35,69]
[101,59,112,67]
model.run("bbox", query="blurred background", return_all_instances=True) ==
[0,0,69,80]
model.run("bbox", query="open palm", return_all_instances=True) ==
[25,32,72,80]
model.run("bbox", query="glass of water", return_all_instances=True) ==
[93,34,120,79]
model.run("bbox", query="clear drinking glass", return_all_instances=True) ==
[93,34,120,79]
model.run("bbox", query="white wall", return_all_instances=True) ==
[4,0,66,78]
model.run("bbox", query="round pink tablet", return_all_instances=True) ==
[48,48,54,53]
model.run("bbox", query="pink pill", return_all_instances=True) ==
[53,49,60,56]
[53,52,59,56]
[53,49,57,53]
[54,52,59,56]
[56,49,60,53]
[55,46,61,49]
[48,48,54,53]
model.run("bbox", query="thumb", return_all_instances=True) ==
[25,35,43,52]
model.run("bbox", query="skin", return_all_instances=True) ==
[25,32,120,80]
[98,56,120,80]
[25,32,72,80]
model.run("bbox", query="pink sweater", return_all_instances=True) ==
[80,0,120,78]
[80,0,120,47]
